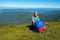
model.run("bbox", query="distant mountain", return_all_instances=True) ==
[0,8,60,26]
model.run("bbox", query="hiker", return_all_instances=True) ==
[32,11,40,25]
[32,12,46,32]
[32,12,40,31]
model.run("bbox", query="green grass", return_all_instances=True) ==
[0,22,60,40]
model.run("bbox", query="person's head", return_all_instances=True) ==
[34,11,38,17]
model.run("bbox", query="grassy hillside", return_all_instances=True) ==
[0,22,60,40]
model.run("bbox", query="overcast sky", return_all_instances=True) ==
[0,0,60,8]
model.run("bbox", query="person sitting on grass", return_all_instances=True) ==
[32,12,46,32]
[32,12,40,31]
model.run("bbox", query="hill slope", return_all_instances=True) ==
[0,22,60,40]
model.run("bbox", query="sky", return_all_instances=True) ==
[0,0,60,8]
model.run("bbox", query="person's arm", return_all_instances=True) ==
[37,16,40,21]
[32,16,34,22]
[32,16,35,25]
[32,20,34,23]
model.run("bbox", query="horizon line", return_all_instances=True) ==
[0,7,60,9]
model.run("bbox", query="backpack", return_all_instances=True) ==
[35,21,44,28]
